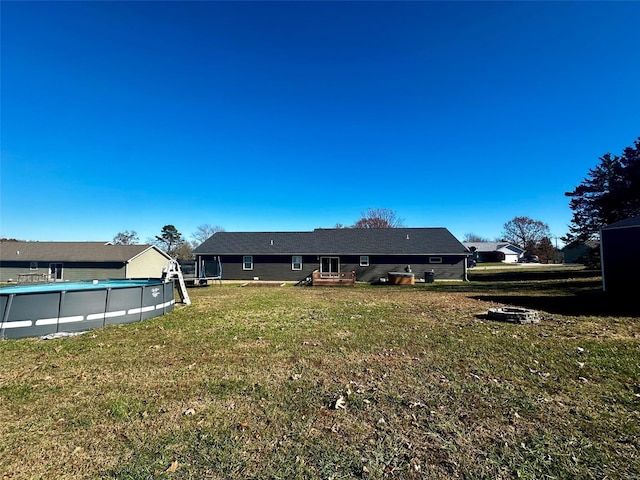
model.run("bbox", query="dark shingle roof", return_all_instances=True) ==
[0,242,170,263]
[193,228,468,256]
[602,215,640,230]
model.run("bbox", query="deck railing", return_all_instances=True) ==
[311,270,356,286]
[17,273,49,283]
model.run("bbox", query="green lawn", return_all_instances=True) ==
[1,268,638,479]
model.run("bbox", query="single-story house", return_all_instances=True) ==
[600,215,640,294]
[192,228,470,283]
[0,242,172,283]
[462,242,524,263]
[561,240,599,265]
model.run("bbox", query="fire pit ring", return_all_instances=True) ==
[487,307,540,324]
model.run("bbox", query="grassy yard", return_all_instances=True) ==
[1,269,638,479]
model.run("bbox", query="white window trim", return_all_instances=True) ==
[359,255,369,267]
[243,255,253,270]
[292,255,303,270]
[429,257,443,264]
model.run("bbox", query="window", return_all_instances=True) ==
[429,257,443,264]
[359,255,369,267]
[292,256,303,270]
[243,255,253,270]
[30,262,38,270]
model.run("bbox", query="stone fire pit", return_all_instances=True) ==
[487,307,540,324]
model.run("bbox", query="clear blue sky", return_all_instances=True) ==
[2,1,639,247]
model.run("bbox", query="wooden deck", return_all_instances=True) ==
[17,273,49,283]
[311,270,356,286]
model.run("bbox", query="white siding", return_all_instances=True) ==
[126,251,169,278]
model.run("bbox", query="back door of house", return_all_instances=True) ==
[49,263,63,281]
[320,257,340,276]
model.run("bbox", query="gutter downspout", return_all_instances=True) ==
[463,255,469,281]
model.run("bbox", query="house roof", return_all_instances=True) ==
[0,242,171,263]
[193,228,469,256]
[561,239,600,251]
[602,215,640,230]
[462,242,524,255]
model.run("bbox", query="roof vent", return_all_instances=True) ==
[406,235,410,240]
[270,239,274,245]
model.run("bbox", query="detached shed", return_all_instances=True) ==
[0,242,172,282]
[600,215,640,294]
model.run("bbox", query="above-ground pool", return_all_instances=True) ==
[0,279,175,340]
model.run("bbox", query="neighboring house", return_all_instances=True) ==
[561,240,599,265]
[462,242,524,263]
[600,215,640,294]
[0,242,172,283]
[193,228,470,283]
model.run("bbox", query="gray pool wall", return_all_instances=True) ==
[1,280,175,339]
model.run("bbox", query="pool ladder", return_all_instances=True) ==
[162,260,191,305]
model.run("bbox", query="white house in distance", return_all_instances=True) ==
[463,242,524,264]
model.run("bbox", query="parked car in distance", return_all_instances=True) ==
[520,255,540,263]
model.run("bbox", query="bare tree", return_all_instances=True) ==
[463,233,489,242]
[353,208,404,228]
[112,230,139,245]
[191,224,225,248]
[174,241,194,261]
[502,216,551,250]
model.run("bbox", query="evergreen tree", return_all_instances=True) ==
[155,225,184,256]
[564,137,640,242]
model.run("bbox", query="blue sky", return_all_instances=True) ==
[2,1,639,247]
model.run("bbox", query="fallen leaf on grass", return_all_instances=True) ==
[183,408,195,416]
[334,396,347,410]
[165,460,179,473]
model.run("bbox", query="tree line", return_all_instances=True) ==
[112,136,639,264]
[112,224,225,259]
[112,209,406,259]
[463,216,557,263]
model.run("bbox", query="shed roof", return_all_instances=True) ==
[193,228,469,256]
[0,242,171,263]
[602,215,640,230]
